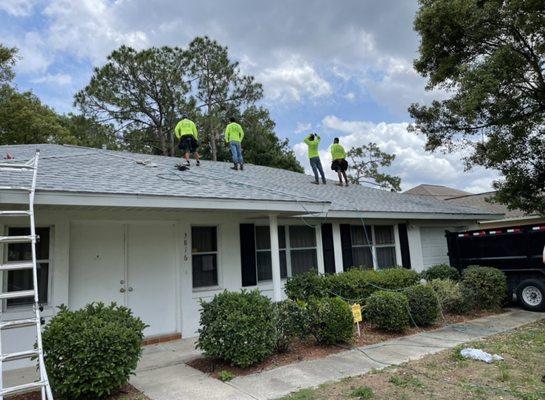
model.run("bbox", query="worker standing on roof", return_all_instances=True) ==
[175,113,200,167]
[331,138,349,187]
[225,117,245,171]
[304,133,326,185]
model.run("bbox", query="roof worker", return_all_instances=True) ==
[304,133,326,185]
[175,113,200,167]
[225,117,245,171]
[330,138,349,187]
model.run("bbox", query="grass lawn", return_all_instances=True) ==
[280,319,545,400]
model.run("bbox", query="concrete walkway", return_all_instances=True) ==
[130,309,544,400]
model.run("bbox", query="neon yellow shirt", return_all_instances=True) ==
[331,143,346,160]
[175,119,198,140]
[304,134,320,158]
[225,122,244,143]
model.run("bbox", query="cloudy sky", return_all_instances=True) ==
[1,0,499,192]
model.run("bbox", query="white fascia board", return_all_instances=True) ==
[299,210,504,221]
[0,190,330,213]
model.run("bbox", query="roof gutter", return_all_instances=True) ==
[304,210,505,221]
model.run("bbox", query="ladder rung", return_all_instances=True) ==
[0,290,35,300]
[0,262,33,271]
[0,186,32,191]
[0,235,34,244]
[0,210,31,217]
[0,380,46,396]
[0,163,34,170]
[0,318,38,330]
[1,349,39,362]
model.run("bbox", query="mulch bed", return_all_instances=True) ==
[7,384,149,400]
[188,310,503,379]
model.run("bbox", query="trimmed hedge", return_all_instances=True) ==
[273,299,311,353]
[429,279,466,314]
[310,297,354,345]
[197,290,276,367]
[461,266,507,310]
[285,271,328,301]
[404,284,440,326]
[363,291,410,332]
[42,303,146,400]
[421,264,460,281]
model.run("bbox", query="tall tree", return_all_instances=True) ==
[409,0,545,215]
[74,45,190,156]
[347,143,401,191]
[186,36,263,160]
[0,44,17,85]
[61,114,120,150]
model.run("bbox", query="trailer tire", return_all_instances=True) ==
[516,279,545,311]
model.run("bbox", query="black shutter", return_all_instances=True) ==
[340,224,353,271]
[398,223,411,269]
[240,224,257,286]
[321,224,336,274]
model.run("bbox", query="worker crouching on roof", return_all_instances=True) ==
[175,113,200,167]
[304,133,326,185]
[331,138,349,187]
[225,117,245,171]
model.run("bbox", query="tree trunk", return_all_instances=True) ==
[157,126,167,156]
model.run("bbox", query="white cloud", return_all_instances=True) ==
[344,92,356,101]
[294,122,312,134]
[258,56,332,102]
[0,0,37,16]
[294,115,500,192]
[30,72,72,85]
[13,32,52,74]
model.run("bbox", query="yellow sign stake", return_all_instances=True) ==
[352,303,362,337]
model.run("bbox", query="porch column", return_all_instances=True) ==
[315,225,325,275]
[269,214,282,302]
[332,222,344,273]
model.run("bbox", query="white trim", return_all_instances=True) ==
[394,224,403,267]
[190,225,220,290]
[407,225,424,272]
[315,225,325,275]
[308,210,503,220]
[332,223,344,273]
[269,215,282,302]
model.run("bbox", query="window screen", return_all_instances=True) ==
[192,226,218,288]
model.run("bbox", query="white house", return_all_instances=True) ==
[0,144,500,370]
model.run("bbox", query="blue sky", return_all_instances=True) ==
[1,0,499,192]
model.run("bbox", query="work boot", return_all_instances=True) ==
[184,160,190,167]
[240,164,244,171]
[231,163,238,171]
[311,180,319,185]
[322,178,327,184]
[196,160,200,167]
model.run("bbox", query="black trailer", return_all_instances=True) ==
[446,224,545,311]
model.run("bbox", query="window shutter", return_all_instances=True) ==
[340,224,353,271]
[321,224,336,274]
[398,223,411,269]
[240,224,257,286]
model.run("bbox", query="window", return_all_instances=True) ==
[288,226,318,275]
[192,226,218,288]
[350,225,397,269]
[5,227,50,307]
[255,226,287,282]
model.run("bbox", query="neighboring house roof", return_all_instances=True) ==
[0,144,500,219]
[404,184,471,200]
[444,192,527,219]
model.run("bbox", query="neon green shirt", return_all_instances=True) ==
[331,143,346,160]
[225,122,244,143]
[175,119,198,140]
[304,134,320,158]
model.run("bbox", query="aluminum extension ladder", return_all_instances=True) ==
[0,150,54,399]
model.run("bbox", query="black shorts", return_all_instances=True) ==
[178,136,198,153]
[331,159,348,172]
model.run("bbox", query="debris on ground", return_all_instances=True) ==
[460,348,503,363]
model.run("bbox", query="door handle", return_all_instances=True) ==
[128,287,134,292]
[120,288,126,293]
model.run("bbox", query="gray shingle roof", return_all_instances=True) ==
[0,144,499,216]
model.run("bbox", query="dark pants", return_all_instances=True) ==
[310,156,326,183]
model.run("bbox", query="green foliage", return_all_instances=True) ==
[273,299,311,352]
[461,266,507,310]
[61,114,120,150]
[0,44,17,84]
[429,278,469,314]
[347,143,401,191]
[309,297,354,345]
[285,271,328,301]
[351,386,374,399]
[364,291,410,332]
[217,370,236,382]
[42,303,146,400]
[404,284,440,326]
[197,290,276,368]
[421,264,460,281]
[410,0,545,215]
[0,87,76,146]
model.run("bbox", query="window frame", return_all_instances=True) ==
[254,225,288,283]
[2,225,54,312]
[350,225,397,270]
[191,225,221,291]
[287,225,318,276]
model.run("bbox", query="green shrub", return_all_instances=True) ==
[461,266,508,310]
[217,370,236,382]
[310,297,354,345]
[364,291,410,332]
[42,303,147,400]
[404,285,440,326]
[421,264,460,281]
[285,271,328,301]
[429,279,466,314]
[273,299,311,352]
[351,386,374,399]
[197,290,276,367]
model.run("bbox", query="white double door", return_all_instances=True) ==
[69,221,178,337]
